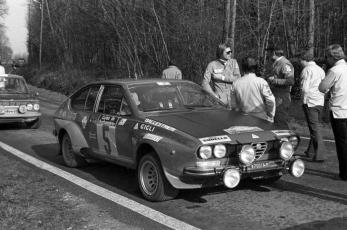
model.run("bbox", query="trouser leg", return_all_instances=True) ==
[302,104,313,154]
[307,106,325,160]
[330,112,347,179]
[274,94,290,129]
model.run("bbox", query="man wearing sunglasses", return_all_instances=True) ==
[202,43,241,109]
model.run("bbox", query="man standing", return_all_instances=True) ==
[299,51,326,162]
[267,48,295,129]
[319,44,347,181]
[161,60,182,80]
[202,43,241,109]
[233,57,275,122]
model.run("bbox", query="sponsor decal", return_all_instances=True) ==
[143,133,163,142]
[81,116,88,129]
[284,65,292,72]
[99,115,118,126]
[140,123,155,132]
[224,126,263,135]
[271,130,292,136]
[156,82,171,86]
[118,118,127,126]
[144,118,176,132]
[199,135,231,145]
[133,123,139,130]
[252,134,260,139]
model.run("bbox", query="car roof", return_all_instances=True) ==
[89,78,193,87]
[0,74,25,80]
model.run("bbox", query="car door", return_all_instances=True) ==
[70,84,101,143]
[88,84,134,164]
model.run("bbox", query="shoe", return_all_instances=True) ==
[339,175,347,181]
[306,158,324,163]
[304,151,310,158]
[313,159,325,163]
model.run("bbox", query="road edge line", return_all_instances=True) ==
[0,141,200,230]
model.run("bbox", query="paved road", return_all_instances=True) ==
[1,94,347,230]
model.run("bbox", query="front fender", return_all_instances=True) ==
[55,119,89,152]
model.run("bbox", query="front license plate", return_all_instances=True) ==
[249,161,280,170]
[5,109,16,114]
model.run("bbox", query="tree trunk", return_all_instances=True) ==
[308,0,315,56]
[230,0,237,53]
[223,0,231,43]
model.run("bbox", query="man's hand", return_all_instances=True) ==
[268,76,275,84]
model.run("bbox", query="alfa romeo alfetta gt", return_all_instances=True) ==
[53,79,305,201]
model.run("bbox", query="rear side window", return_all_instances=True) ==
[71,85,100,112]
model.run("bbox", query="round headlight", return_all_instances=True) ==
[214,144,226,158]
[33,104,40,111]
[18,105,27,114]
[280,141,294,160]
[223,168,241,188]
[290,159,305,177]
[239,145,255,165]
[27,104,33,110]
[289,136,299,149]
[199,146,212,159]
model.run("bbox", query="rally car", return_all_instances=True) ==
[53,79,305,201]
[0,74,41,128]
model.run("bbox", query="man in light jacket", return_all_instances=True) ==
[299,51,326,162]
[319,44,347,180]
[233,57,275,122]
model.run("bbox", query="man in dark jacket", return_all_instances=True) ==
[267,47,295,129]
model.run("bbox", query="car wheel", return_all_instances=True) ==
[26,118,41,129]
[61,133,86,167]
[252,175,282,184]
[138,153,178,201]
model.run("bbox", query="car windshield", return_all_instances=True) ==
[128,81,226,112]
[0,77,28,94]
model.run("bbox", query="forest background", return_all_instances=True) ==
[2,0,347,97]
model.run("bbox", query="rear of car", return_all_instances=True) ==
[0,74,41,128]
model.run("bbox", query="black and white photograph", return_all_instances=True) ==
[0,0,346,229]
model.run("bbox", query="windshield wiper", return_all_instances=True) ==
[183,104,213,109]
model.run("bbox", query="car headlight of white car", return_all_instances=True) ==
[280,141,294,160]
[18,105,27,114]
[33,103,40,111]
[199,145,212,159]
[213,144,226,158]
[239,145,255,165]
[290,159,305,177]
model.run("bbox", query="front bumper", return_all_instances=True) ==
[0,112,41,124]
[183,159,287,178]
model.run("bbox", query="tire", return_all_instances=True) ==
[252,175,282,184]
[61,133,86,167]
[138,153,179,201]
[26,118,41,129]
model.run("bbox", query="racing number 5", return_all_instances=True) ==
[96,123,118,156]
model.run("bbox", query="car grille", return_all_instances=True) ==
[251,142,267,159]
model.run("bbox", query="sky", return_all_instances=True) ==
[4,0,28,57]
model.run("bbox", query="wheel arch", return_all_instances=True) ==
[136,143,158,168]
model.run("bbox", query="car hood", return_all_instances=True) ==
[0,93,33,100]
[147,109,279,143]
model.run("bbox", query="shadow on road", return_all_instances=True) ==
[270,180,347,205]
[30,143,347,206]
[283,217,347,230]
